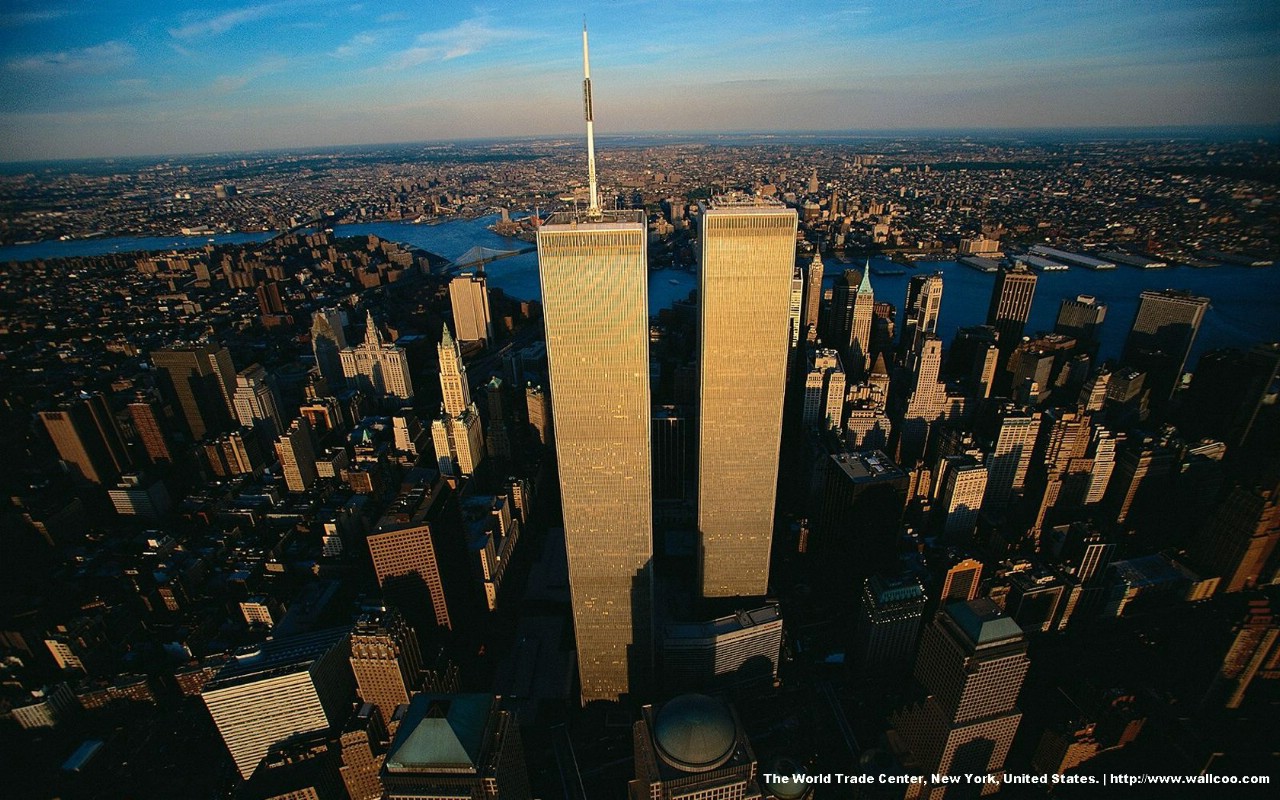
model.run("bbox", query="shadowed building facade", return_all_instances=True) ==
[890,600,1030,799]
[697,196,798,599]
[152,342,237,440]
[1122,289,1209,404]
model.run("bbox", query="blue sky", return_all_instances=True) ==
[0,1,1277,160]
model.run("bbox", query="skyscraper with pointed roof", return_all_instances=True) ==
[849,262,875,375]
[431,324,484,477]
[340,312,414,403]
[536,26,653,703]
[803,251,824,343]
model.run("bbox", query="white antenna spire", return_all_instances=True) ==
[582,22,600,217]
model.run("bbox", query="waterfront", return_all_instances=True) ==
[3,215,1277,364]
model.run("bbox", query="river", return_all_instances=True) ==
[3,215,1276,364]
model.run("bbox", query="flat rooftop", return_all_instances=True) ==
[664,604,781,639]
[829,449,907,482]
[204,626,350,691]
[542,209,644,227]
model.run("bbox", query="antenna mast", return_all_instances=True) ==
[582,23,600,218]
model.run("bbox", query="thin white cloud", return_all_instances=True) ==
[424,19,528,60]
[382,17,531,70]
[332,32,378,59]
[169,4,281,39]
[7,41,136,74]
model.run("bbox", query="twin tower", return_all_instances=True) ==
[537,28,800,704]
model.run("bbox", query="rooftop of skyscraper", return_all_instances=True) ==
[829,449,907,483]
[543,208,645,227]
[384,693,496,773]
[204,625,351,691]
[703,192,787,210]
[663,604,781,639]
[945,599,1023,647]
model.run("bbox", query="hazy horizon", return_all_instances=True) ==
[3,123,1279,168]
[1,0,1278,162]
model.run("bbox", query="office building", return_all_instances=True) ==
[803,251,824,342]
[698,194,798,599]
[381,694,530,800]
[276,416,318,493]
[449,272,494,345]
[629,694,763,800]
[890,600,1029,799]
[948,325,1000,398]
[349,608,423,726]
[1005,569,1068,633]
[1055,294,1107,350]
[151,342,237,439]
[339,703,389,800]
[662,605,783,693]
[814,450,909,576]
[367,475,475,633]
[311,308,348,390]
[938,457,988,541]
[1103,434,1175,526]
[902,272,943,354]
[1182,343,1280,451]
[430,324,484,477]
[979,405,1039,513]
[899,335,968,464]
[341,311,414,404]
[108,472,171,517]
[1190,481,1280,594]
[127,392,174,465]
[202,627,354,779]
[853,575,926,676]
[849,264,875,374]
[39,393,131,485]
[1204,598,1280,710]
[827,269,859,354]
[525,383,553,448]
[534,26,652,702]
[940,558,984,604]
[1122,289,1210,403]
[232,363,284,438]
[803,348,846,430]
[986,263,1038,356]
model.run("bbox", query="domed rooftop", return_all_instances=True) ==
[652,694,738,773]
[762,756,810,799]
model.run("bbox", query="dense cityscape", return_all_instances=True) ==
[3,11,1280,800]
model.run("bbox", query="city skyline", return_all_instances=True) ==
[1,15,1279,797]
[1,1,1278,161]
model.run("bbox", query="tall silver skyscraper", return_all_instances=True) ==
[536,26,652,703]
[698,195,797,599]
